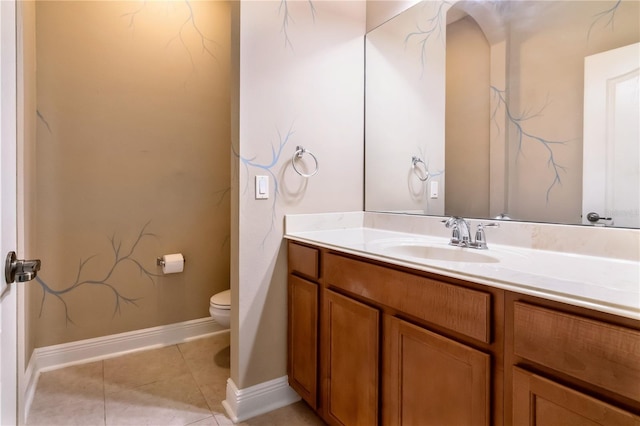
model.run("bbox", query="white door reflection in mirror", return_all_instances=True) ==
[583,42,640,228]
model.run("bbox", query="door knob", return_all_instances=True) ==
[5,251,41,284]
[586,212,612,223]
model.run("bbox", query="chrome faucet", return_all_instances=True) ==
[443,216,472,246]
[442,217,499,249]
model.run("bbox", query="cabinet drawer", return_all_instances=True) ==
[324,253,492,343]
[289,243,320,280]
[513,302,640,403]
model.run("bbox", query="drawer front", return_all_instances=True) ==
[324,253,492,343]
[288,242,320,280]
[513,302,640,403]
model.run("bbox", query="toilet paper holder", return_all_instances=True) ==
[156,256,186,267]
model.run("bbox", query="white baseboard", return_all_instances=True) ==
[222,376,301,422]
[22,354,38,426]
[23,317,225,422]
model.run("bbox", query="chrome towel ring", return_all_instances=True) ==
[411,156,430,181]
[292,145,319,177]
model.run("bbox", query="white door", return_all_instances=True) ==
[0,0,18,424]
[583,42,640,227]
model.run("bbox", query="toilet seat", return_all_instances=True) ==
[210,289,230,310]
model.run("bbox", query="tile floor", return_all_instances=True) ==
[26,332,325,426]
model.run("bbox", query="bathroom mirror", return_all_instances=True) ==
[365,0,640,228]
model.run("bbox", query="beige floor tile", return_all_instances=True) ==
[27,361,105,426]
[180,337,230,377]
[197,380,228,415]
[179,333,230,412]
[185,415,219,426]
[243,401,326,426]
[178,333,230,366]
[27,332,325,426]
[213,401,325,426]
[104,372,211,425]
[103,345,190,394]
[213,413,242,426]
[27,399,106,426]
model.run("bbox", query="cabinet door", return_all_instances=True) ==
[383,315,491,426]
[322,289,380,426]
[288,275,318,408]
[513,367,640,426]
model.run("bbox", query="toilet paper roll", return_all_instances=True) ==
[162,253,184,274]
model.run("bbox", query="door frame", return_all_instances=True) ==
[0,0,19,424]
[582,42,640,227]
[1,1,29,424]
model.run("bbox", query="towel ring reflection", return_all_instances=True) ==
[411,156,430,182]
[292,146,319,178]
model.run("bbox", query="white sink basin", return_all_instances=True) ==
[383,244,500,263]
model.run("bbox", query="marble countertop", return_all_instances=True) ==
[285,225,640,320]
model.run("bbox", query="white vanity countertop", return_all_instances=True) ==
[285,225,640,320]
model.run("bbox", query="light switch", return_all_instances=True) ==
[430,181,439,199]
[256,175,269,199]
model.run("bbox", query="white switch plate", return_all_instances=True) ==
[256,175,269,199]
[430,181,439,199]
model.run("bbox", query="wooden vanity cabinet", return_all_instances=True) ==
[287,243,320,409]
[505,293,640,426]
[288,241,503,426]
[323,251,499,426]
[288,241,640,425]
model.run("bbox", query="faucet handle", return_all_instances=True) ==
[473,222,499,249]
[442,217,461,245]
[441,216,457,228]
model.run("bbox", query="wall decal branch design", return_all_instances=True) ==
[166,0,220,65]
[35,222,160,325]
[405,1,450,77]
[588,0,622,39]
[278,0,317,51]
[121,0,147,30]
[491,86,568,202]
[122,0,219,75]
[213,187,231,207]
[233,126,294,245]
[36,110,53,134]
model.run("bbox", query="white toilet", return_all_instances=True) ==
[209,289,231,328]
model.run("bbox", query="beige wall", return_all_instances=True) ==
[233,1,365,389]
[32,1,230,346]
[445,15,490,218]
[366,0,420,32]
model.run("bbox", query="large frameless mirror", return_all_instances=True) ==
[365,0,640,228]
